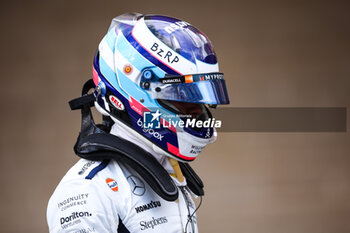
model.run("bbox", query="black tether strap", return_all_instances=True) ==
[68,79,204,201]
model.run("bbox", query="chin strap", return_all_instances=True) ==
[69,79,204,201]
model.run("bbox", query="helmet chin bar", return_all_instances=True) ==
[69,79,205,200]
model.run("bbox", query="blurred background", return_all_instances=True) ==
[0,0,349,232]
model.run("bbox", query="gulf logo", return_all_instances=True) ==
[106,178,118,192]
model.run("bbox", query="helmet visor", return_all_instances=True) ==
[149,72,230,105]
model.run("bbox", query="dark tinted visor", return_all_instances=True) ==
[150,72,230,105]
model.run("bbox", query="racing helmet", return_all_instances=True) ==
[92,13,230,162]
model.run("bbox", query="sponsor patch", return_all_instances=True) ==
[60,212,92,229]
[135,200,161,213]
[57,193,89,212]
[78,161,96,175]
[109,95,125,111]
[106,178,119,192]
[127,175,146,196]
[140,216,168,230]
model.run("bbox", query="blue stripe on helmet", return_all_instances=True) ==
[115,68,149,100]
[145,15,180,23]
[99,56,128,98]
[104,28,117,51]
[94,53,120,95]
[116,34,165,78]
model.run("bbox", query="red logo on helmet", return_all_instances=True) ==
[106,178,118,192]
[109,95,125,111]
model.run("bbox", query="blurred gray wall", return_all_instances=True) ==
[0,0,349,232]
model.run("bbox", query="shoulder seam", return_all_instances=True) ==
[85,160,110,180]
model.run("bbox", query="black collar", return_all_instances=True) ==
[68,79,204,201]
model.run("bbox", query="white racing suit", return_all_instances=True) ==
[47,124,199,233]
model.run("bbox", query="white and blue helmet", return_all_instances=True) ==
[93,13,230,162]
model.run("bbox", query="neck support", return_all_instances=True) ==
[69,79,204,201]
